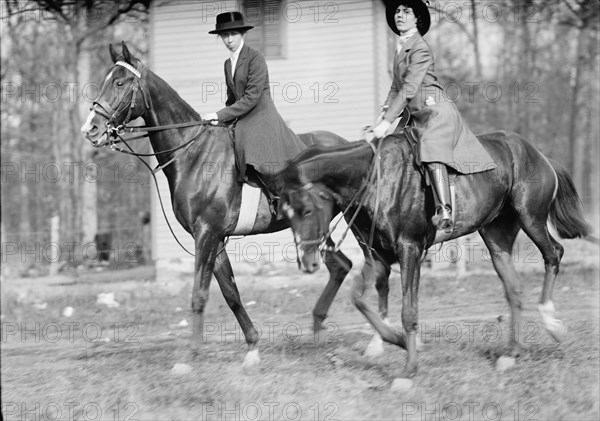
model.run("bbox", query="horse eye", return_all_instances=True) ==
[303,209,312,217]
[115,80,124,87]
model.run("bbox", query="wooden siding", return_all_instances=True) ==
[150,0,389,262]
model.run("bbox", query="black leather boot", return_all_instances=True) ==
[426,162,452,230]
[252,169,280,218]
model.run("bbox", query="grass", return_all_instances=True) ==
[1,238,598,420]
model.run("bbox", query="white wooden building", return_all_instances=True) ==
[149,0,393,269]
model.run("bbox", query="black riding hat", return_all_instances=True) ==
[208,11,254,35]
[386,0,431,36]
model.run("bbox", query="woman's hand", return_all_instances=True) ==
[204,112,219,125]
[373,119,391,138]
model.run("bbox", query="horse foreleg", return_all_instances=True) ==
[397,241,422,378]
[364,265,391,358]
[213,245,261,367]
[351,257,406,350]
[190,231,219,355]
[480,218,525,356]
[313,238,352,330]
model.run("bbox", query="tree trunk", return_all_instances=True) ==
[568,26,586,182]
[470,0,482,77]
[76,10,98,247]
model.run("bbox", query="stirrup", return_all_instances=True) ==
[432,205,452,230]
[268,195,280,218]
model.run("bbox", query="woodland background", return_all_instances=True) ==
[1,0,599,275]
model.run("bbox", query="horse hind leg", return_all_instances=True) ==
[312,237,352,331]
[479,214,526,357]
[515,152,568,342]
[519,219,567,342]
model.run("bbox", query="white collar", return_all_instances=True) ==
[397,28,419,51]
[230,39,244,61]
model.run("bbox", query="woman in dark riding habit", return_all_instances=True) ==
[373,0,496,230]
[205,11,305,213]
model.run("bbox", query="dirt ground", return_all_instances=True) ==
[1,234,599,420]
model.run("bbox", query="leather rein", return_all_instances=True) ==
[294,140,383,260]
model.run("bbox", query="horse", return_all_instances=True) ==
[275,129,593,379]
[80,42,358,366]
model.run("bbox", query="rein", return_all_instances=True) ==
[296,141,383,258]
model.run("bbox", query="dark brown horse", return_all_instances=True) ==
[276,130,593,378]
[80,43,355,366]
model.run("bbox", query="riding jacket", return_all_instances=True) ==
[216,44,305,180]
[383,33,496,174]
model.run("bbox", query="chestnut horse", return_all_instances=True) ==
[276,131,592,378]
[81,43,356,366]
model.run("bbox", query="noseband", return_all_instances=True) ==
[291,183,334,262]
[91,61,150,139]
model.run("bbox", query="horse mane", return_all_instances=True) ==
[284,133,412,185]
[144,64,202,121]
[279,140,375,189]
[111,52,202,122]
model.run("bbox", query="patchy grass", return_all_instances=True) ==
[2,239,598,420]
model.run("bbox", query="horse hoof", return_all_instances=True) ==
[242,349,261,368]
[390,378,413,393]
[495,356,516,372]
[546,321,568,343]
[396,366,417,379]
[415,335,425,352]
[509,343,526,357]
[171,363,193,375]
[313,319,326,331]
[364,335,384,358]
[538,302,567,342]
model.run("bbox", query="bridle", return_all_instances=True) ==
[288,183,335,262]
[91,61,151,140]
[291,141,382,262]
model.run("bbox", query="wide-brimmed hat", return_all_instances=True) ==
[208,11,254,35]
[386,0,430,36]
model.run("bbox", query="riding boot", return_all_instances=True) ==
[426,162,452,230]
[252,170,280,218]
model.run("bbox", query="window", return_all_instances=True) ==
[240,0,285,58]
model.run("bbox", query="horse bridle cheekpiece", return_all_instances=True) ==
[290,183,334,262]
[91,60,149,143]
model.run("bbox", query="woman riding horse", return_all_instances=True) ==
[204,12,305,215]
[373,0,496,230]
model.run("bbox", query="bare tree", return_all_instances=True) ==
[3,0,151,256]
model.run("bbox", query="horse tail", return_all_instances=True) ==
[548,160,593,239]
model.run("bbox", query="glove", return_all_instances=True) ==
[373,120,391,138]
[204,112,219,125]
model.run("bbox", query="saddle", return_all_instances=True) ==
[393,111,429,185]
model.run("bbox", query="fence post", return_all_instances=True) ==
[49,215,60,275]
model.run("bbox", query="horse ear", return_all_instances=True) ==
[109,44,119,63]
[121,41,132,63]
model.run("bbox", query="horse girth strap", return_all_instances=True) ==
[366,141,382,252]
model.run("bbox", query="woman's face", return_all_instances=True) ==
[220,31,244,52]
[395,5,417,34]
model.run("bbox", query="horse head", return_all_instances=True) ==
[278,171,338,273]
[81,42,150,147]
